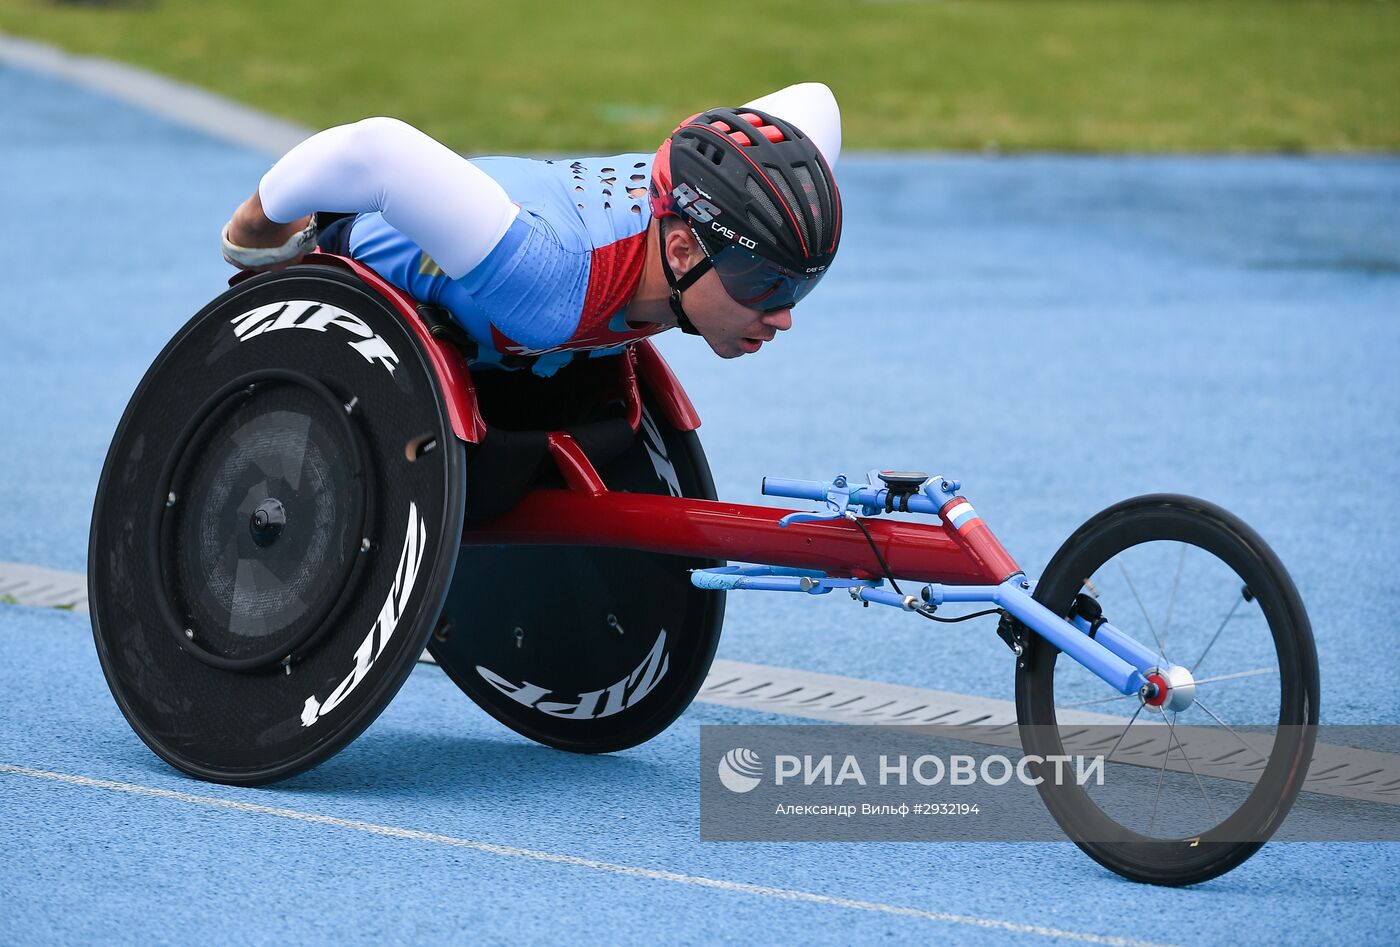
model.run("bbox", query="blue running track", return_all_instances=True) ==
[2,57,1399,945]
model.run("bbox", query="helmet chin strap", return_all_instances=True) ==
[658,224,712,336]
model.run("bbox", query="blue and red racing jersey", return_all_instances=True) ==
[345,152,664,377]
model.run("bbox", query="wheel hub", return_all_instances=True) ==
[250,497,287,547]
[1142,664,1196,713]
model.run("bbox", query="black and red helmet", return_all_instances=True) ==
[651,106,841,312]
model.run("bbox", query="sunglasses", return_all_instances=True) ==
[690,226,826,313]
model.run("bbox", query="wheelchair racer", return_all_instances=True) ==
[221,84,843,376]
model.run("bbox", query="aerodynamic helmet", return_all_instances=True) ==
[651,104,842,315]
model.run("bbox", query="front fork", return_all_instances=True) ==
[700,566,1165,698]
[862,576,1159,697]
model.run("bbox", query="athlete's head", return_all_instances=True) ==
[649,84,842,350]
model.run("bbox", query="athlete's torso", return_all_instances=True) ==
[347,152,663,376]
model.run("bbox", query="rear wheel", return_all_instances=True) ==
[89,266,466,784]
[430,390,725,753]
[1015,494,1318,885]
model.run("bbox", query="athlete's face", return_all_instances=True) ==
[666,227,794,358]
[685,270,794,358]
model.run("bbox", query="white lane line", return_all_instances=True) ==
[0,763,1174,947]
[12,563,1395,803]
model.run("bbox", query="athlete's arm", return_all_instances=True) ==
[225,117,519,276]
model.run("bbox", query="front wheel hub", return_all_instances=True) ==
[1143,665,1196,713]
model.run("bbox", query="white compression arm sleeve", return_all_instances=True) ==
[257,117,518,279]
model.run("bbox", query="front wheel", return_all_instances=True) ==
[1015,494,1319,886]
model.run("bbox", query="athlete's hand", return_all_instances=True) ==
[222,192,315,271]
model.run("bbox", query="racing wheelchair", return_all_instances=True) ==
[90,252,1319,887]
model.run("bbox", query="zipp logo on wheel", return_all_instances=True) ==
[231,300,400,375]
[300,503,427,728]
[475,629,670,719]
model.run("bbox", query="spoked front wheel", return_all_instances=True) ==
[1015,494,1319,886]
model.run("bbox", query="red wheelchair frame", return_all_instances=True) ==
[252,252,1318,889]
[304,251,1020,590]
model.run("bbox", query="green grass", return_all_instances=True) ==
[2,0,1397,152]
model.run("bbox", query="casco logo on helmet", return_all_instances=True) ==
[709,220,758,251]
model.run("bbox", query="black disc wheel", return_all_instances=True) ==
[1014,494,1319,886]
[90,264,466,785]
[431,395,725,754]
